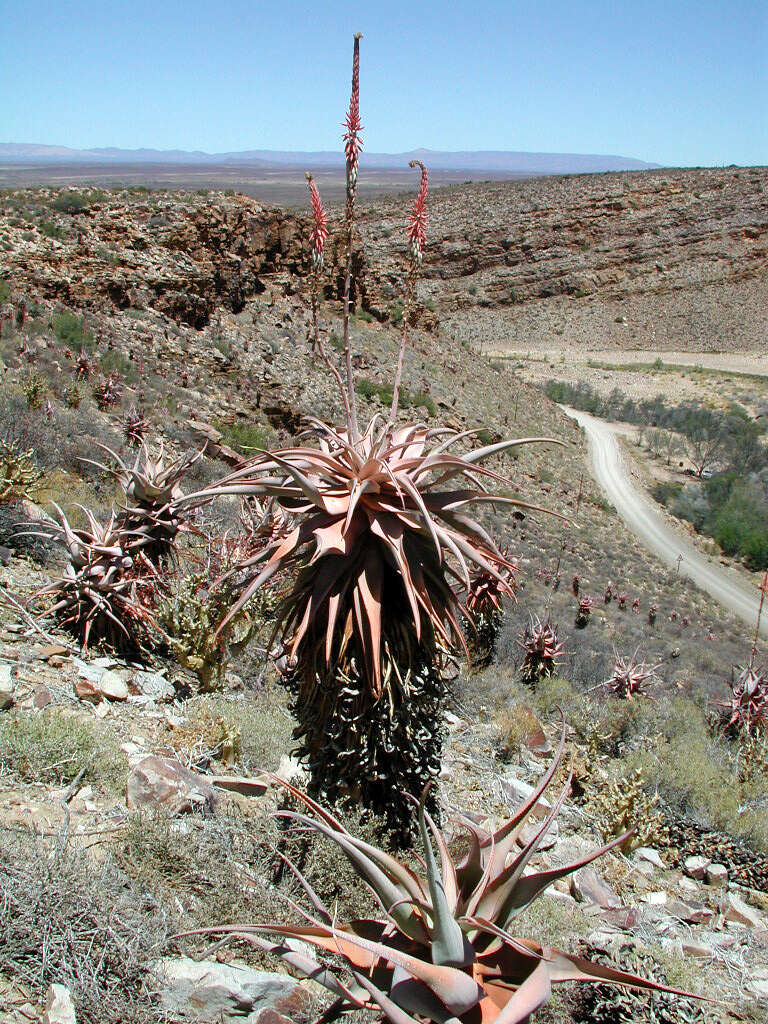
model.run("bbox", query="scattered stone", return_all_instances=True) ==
[32,684,53,709]
[642,890,668,905]
[634,846,665,870]
[501,775,552,819]
[0,664,14,710]
[0,545,12,566]
[681,938,715,960]
[683,855,710,880]
[156,957,305,1023]
[74,671,129,703]
[126,756,218,815]
[570,867,621,909]
[131,669,174,702]
[666,898,715,925]
[722,892,766,930]
[705,863,728,888]
[42,984,76,1024]
[598,906,640,930]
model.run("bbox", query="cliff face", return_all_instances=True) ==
[2,165,766,350]
[358,166,768,352]
[3,192,308,328]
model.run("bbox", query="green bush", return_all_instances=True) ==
[0,711,123,790]
[214,420,273,454]
[50,191,90,214]
[52,311,95,351]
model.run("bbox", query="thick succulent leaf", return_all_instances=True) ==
[389,965,465,1024]
[350,969,425,1024]
[497,829,637,926]
[417,789,468,967]
[463,437,566,465]
[490,958,551,1024]
[316,922,484,1016]
[480,722,567,879]
[539,944,706,1001]
[280,812,425,941]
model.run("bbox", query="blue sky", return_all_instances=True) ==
[1,0,765,166]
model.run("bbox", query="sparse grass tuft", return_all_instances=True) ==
[0,711,124,791]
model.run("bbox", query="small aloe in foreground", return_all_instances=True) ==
[181,727,697,1024]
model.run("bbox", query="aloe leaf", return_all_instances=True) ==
[418,787,471,968]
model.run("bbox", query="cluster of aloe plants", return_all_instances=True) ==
[181,35,560,839]
[181,726,696,1024]
[33,445,201,653]
[518,616,565,686]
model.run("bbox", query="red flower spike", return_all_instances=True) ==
[407,159,428,264]
[343,34,364,186]
[305,172,328,269]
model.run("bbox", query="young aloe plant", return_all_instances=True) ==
[181,727,699,1024]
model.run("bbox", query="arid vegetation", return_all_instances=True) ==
[0,36,766,1024]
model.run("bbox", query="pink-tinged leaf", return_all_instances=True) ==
[541,944,705,1001]
[321,921,484,1016]
[464,437,566,465]
[349,970,424,1024]
[491,958,551,1024]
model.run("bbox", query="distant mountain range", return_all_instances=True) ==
[0,144,659,175]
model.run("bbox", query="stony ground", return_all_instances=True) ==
[0,175,767,1023]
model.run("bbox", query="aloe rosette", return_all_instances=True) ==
[181,728,698,1024]
[185,418,559,837]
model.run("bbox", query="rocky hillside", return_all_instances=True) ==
[2,166,766,353]
[359,165,768,353]
[1,176,767,1024]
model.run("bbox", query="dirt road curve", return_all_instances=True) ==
[563,406,768,640]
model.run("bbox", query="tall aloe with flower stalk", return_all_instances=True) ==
[184,35,563,840]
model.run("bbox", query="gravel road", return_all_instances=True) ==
[563,406,768,639]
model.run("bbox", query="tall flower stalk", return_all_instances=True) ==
[341,32,363,441]
[305,172,352,425]
[390,159,428,425]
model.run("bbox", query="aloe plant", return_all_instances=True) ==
[180,728,698,1024]
[182,36,562,839]
[716,660,768,737]
[465,558,516,667]
[92,442,202,565]
[33,504,159,652]
[518,616,565,686]
[604,650,660,700]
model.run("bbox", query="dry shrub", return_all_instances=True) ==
[164,688,294,774]
[0,710,124,790]
[0,831,167,1024]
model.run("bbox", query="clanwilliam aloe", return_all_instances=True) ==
[91,442,202,565]
[604,650,660,700]
[716,660,768,738]
[518,617,565,687]
[181,35,563,840]
[180,727,698,1024]
[464,556,516,668]
[33,504,159,652]
[186,417,557,838]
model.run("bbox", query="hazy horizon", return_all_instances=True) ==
[0,1,765,168]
